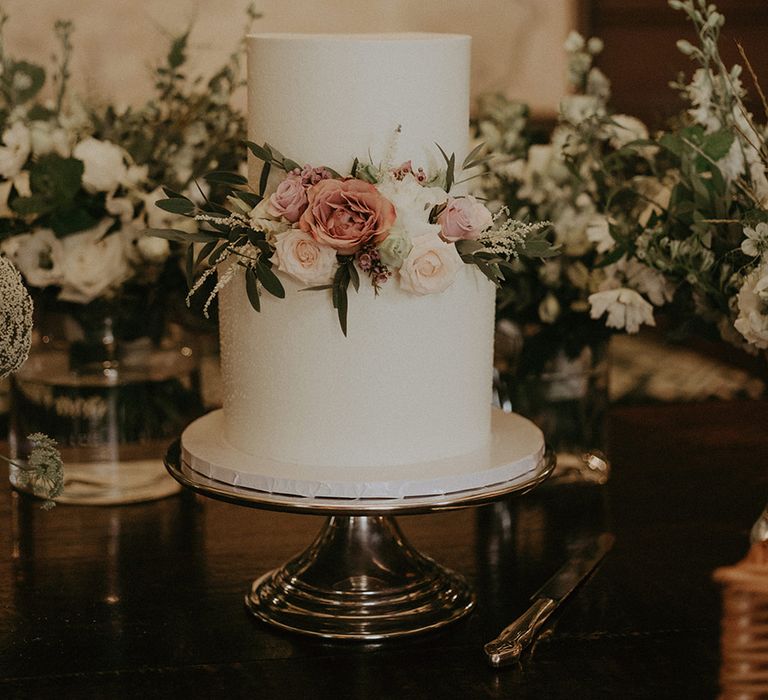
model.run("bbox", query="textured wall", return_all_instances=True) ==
[1,0,573,116]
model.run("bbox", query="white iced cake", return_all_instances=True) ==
[217,33,497,469]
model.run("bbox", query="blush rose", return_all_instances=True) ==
[268,173,308,223]
[299,179,396,255]
[437,195,493,242]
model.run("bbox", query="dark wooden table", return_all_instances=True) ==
[1,400,766,699]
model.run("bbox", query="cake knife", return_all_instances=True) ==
[484,532,615,667]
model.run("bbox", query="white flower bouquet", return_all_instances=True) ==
[476,32,672,373]
[0,11,251,336]
[617,0,768,354]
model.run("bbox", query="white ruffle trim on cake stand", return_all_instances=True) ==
[180,409,545,500]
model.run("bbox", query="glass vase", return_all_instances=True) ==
[9,301,204,505]
[494,320,611,484]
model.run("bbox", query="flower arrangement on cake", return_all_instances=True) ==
[613,0,768,354]
[476,32,673,376]
[150,136,556,335]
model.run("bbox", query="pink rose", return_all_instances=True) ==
[268,173,308,223]
[299,178,397,255]
[437,195,493,242]
[398,232,462,295]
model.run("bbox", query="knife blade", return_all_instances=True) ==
[484,532,615,667]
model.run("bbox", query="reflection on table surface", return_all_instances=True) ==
[0,399,766,698]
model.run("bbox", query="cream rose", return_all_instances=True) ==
[273,229,337,286]
[398,232,462,295]
[73,137,129,193]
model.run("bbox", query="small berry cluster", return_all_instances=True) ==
[392,160,427,183]
[356,242,391,292]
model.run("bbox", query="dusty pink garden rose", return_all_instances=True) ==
[299,178,396,255]
[437,195,493,242]
[273,229,337,286]
[398,232,462,295]
[268,173,308,223]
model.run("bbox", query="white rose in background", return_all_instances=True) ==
[2,228,64,288]
[58,220,132,303]
[73,137,129,193]
[273,229,336,286]
[0,121,31,178]
[588,288,655,333]
[733,263,768,350]
[398,232,462,295]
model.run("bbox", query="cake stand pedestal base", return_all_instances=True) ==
[247,515,473,639]
[164,439,554,640]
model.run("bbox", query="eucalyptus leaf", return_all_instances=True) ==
[259,161,271,197]
[204,170,248,186]
[245,265,261,312]
[156,197,195,216]
[146,228,220,243]
[255,260,285,299]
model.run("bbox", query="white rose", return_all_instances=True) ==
[398,232,462,295]
[2,228,64,288]
[29,120,70,157]
[375,173,446,238]
[0,121,31,178]
[58,219,132,303]
[273,228,336,286]
[733,263,768,349]
[73,137,129,193]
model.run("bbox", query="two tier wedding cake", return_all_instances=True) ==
[179,32,545,497]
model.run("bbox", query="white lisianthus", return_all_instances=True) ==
[733,262,768,349]
[398,232,462,295]
[73,137,129,193]
[606,114,649,149]
[58,220,132,303]
[2,228,64,288]
[29,120,70,157]
[585,215,614,253]
[588,287,655,333]
[0,121,31,178]
[741,222,768,258]
[273,228,337,286]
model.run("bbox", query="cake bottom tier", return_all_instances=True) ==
[180,408,544,499]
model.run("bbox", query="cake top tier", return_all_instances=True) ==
[246,32,471,174]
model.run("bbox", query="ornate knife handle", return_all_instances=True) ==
[484,597,558,667]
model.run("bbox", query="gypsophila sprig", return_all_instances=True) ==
[150,140,556,335]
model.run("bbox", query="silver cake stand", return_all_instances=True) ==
[164,440,555,640]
